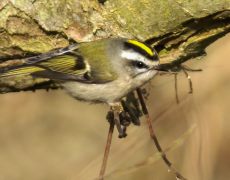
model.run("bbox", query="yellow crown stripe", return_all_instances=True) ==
[128,40,154,56]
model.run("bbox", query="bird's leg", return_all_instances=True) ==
[119,110,131,127]
[121,93,141,126]
[136,88,187,180]
[110,103,127,138]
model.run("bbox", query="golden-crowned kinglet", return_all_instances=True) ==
[0,38,159,104]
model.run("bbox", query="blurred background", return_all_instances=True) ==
[0,34,229,180]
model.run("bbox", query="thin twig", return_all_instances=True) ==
[181,68,193,94]
[136,88,187,180]
[174,73,180,104]
[98,119,115,180]
[181,65,202,72]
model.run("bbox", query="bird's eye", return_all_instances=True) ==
[135,61,147,69]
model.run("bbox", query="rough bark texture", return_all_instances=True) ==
[0,0,229,93]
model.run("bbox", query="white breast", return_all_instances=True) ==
[62,70,157,104]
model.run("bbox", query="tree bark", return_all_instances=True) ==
[0,0,229,93]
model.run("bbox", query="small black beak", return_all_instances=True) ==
[151,63,172,72]
[150,64,166,71]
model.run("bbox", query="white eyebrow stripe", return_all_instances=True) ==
[121,50,146,62]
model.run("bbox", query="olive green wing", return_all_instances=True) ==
[32,54,90,82]
[0,45,91,82]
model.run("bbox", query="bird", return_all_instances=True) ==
[0,38,159,106]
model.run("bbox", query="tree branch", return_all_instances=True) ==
[0,0,229,93]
